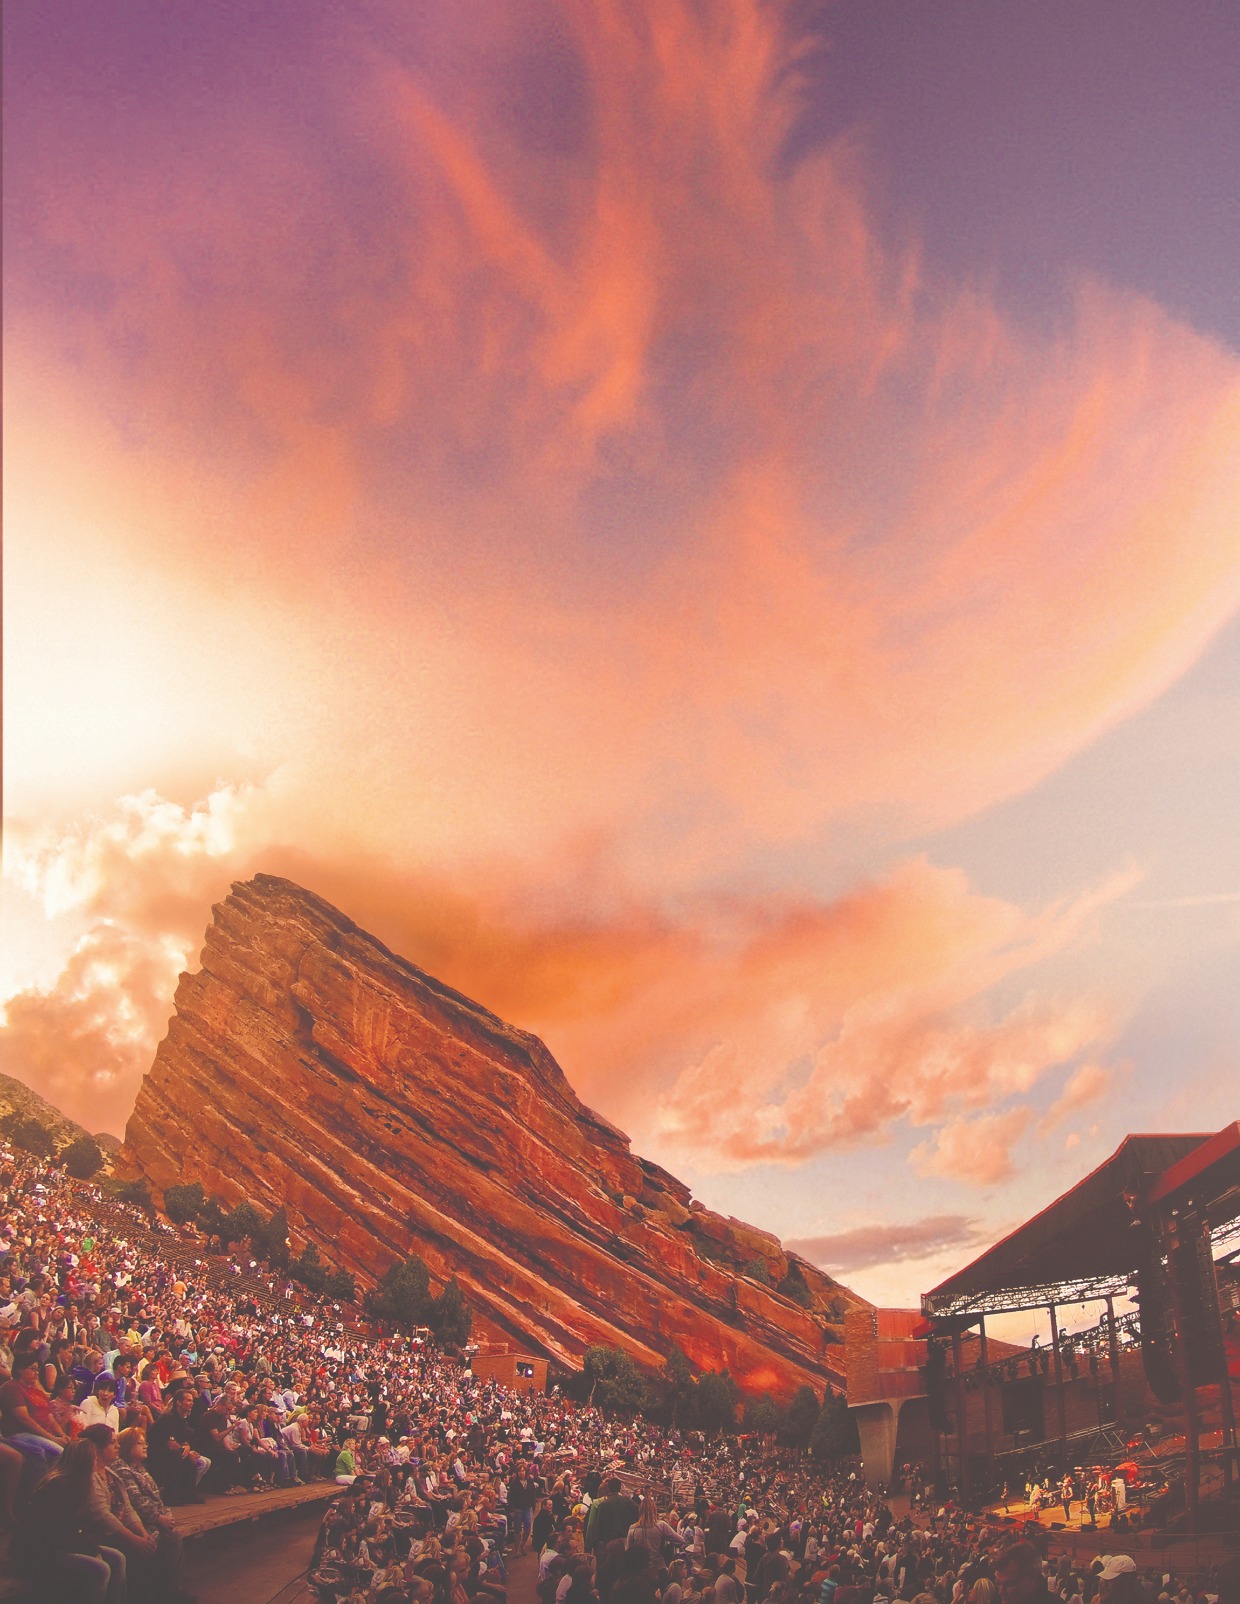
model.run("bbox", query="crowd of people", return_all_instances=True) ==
[1,1143,1231,1604]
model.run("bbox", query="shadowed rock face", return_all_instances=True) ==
[119,874,865,1394]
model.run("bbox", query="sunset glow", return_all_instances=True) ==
[5,0,1239,1308]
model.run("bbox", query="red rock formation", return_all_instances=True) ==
[119,875,866,1395]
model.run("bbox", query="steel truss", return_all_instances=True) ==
[992,1422,1129,1471]
[922,1273,1131,1321]
[922,1214,1238,1320]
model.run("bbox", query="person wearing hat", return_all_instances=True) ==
[1096,1556,1141,1604]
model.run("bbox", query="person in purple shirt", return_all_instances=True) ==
[104,1351,137,1406]
[72,1346,106,1405]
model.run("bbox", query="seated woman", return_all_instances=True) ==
[79,1374,122,1435]
[14,1437,128,1604]
[0,1349,68,1473]
[48,1371,85,1440]
[232,1403,278,1489]
[302,1407,339,1480]
[42,1336,76,1398]
[414,1541,451,1604]
[336,1437,361,1485]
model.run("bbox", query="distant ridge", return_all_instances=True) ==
[0,1071,120,1153]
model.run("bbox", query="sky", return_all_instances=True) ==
[4,0,1239,1321]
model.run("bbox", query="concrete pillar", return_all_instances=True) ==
[851,1399,903,1487]
[980,1314,995,1471]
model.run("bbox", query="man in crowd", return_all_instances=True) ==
[147,1386,209,1504]
[585,1477,639,1553]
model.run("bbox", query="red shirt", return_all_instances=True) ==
[0,1376,56,1435]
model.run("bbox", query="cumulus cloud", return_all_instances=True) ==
[650,859,1137,1168]
[1,793,1135,1165]
[1,790,257,1134]
[787,1215,987,1275]
[909,1109,1034,1188]
[9,787,254,921]
[0,926,181,1141]
[1038,1061,1114,1133]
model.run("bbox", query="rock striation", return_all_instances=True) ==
[119,875,865,1394]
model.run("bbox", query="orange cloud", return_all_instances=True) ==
[1,790,1137,1174]
[1038,1060,1114,1134]
[909,1109,1034,1188]
[0,927,184,1141]
[646,859,1137,1168]
[5,1,1240,1165]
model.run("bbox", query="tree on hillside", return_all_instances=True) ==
[164,1182,206,1227]
[661,1345,700,1427]
[324,1267,357,1302]
[63,1136,104,1179]
[293,1242,327,1294]
[744,1392,784,1438]
[221,1200,265,1253]
[428,1278,471,1346]
[109,1177,155,1215]
[257,1206,291,1270]
[197,1196,230,1246]
[583,1346,647,1416]
[6,1115,56,1160]
[810,1390,859,1462]
[782,1385,821,1449]
[696,1370,738,1436]
[366,1256,432,1328]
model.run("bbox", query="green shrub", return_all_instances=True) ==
[365,1256,432,1327]
[582,1346,647,1416]
[428,1278,471,1345]
[164,1182,207,1226]
[62,1136,104,1179]
[8,1116,56,1160]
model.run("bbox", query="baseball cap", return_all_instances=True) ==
[1098,1558,1137,1581]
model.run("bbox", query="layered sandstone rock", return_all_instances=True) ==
[120,875,865,1394]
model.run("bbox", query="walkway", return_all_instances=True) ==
[182,1504,545,1604]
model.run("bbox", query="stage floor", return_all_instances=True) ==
[983,1495,1125,1533]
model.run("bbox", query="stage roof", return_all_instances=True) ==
[921,1130,1223,1320]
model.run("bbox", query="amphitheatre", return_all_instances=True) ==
[1,875,1236,1603]
[8,0,1239,1598]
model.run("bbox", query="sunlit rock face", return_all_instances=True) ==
[120,874,864,1394]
